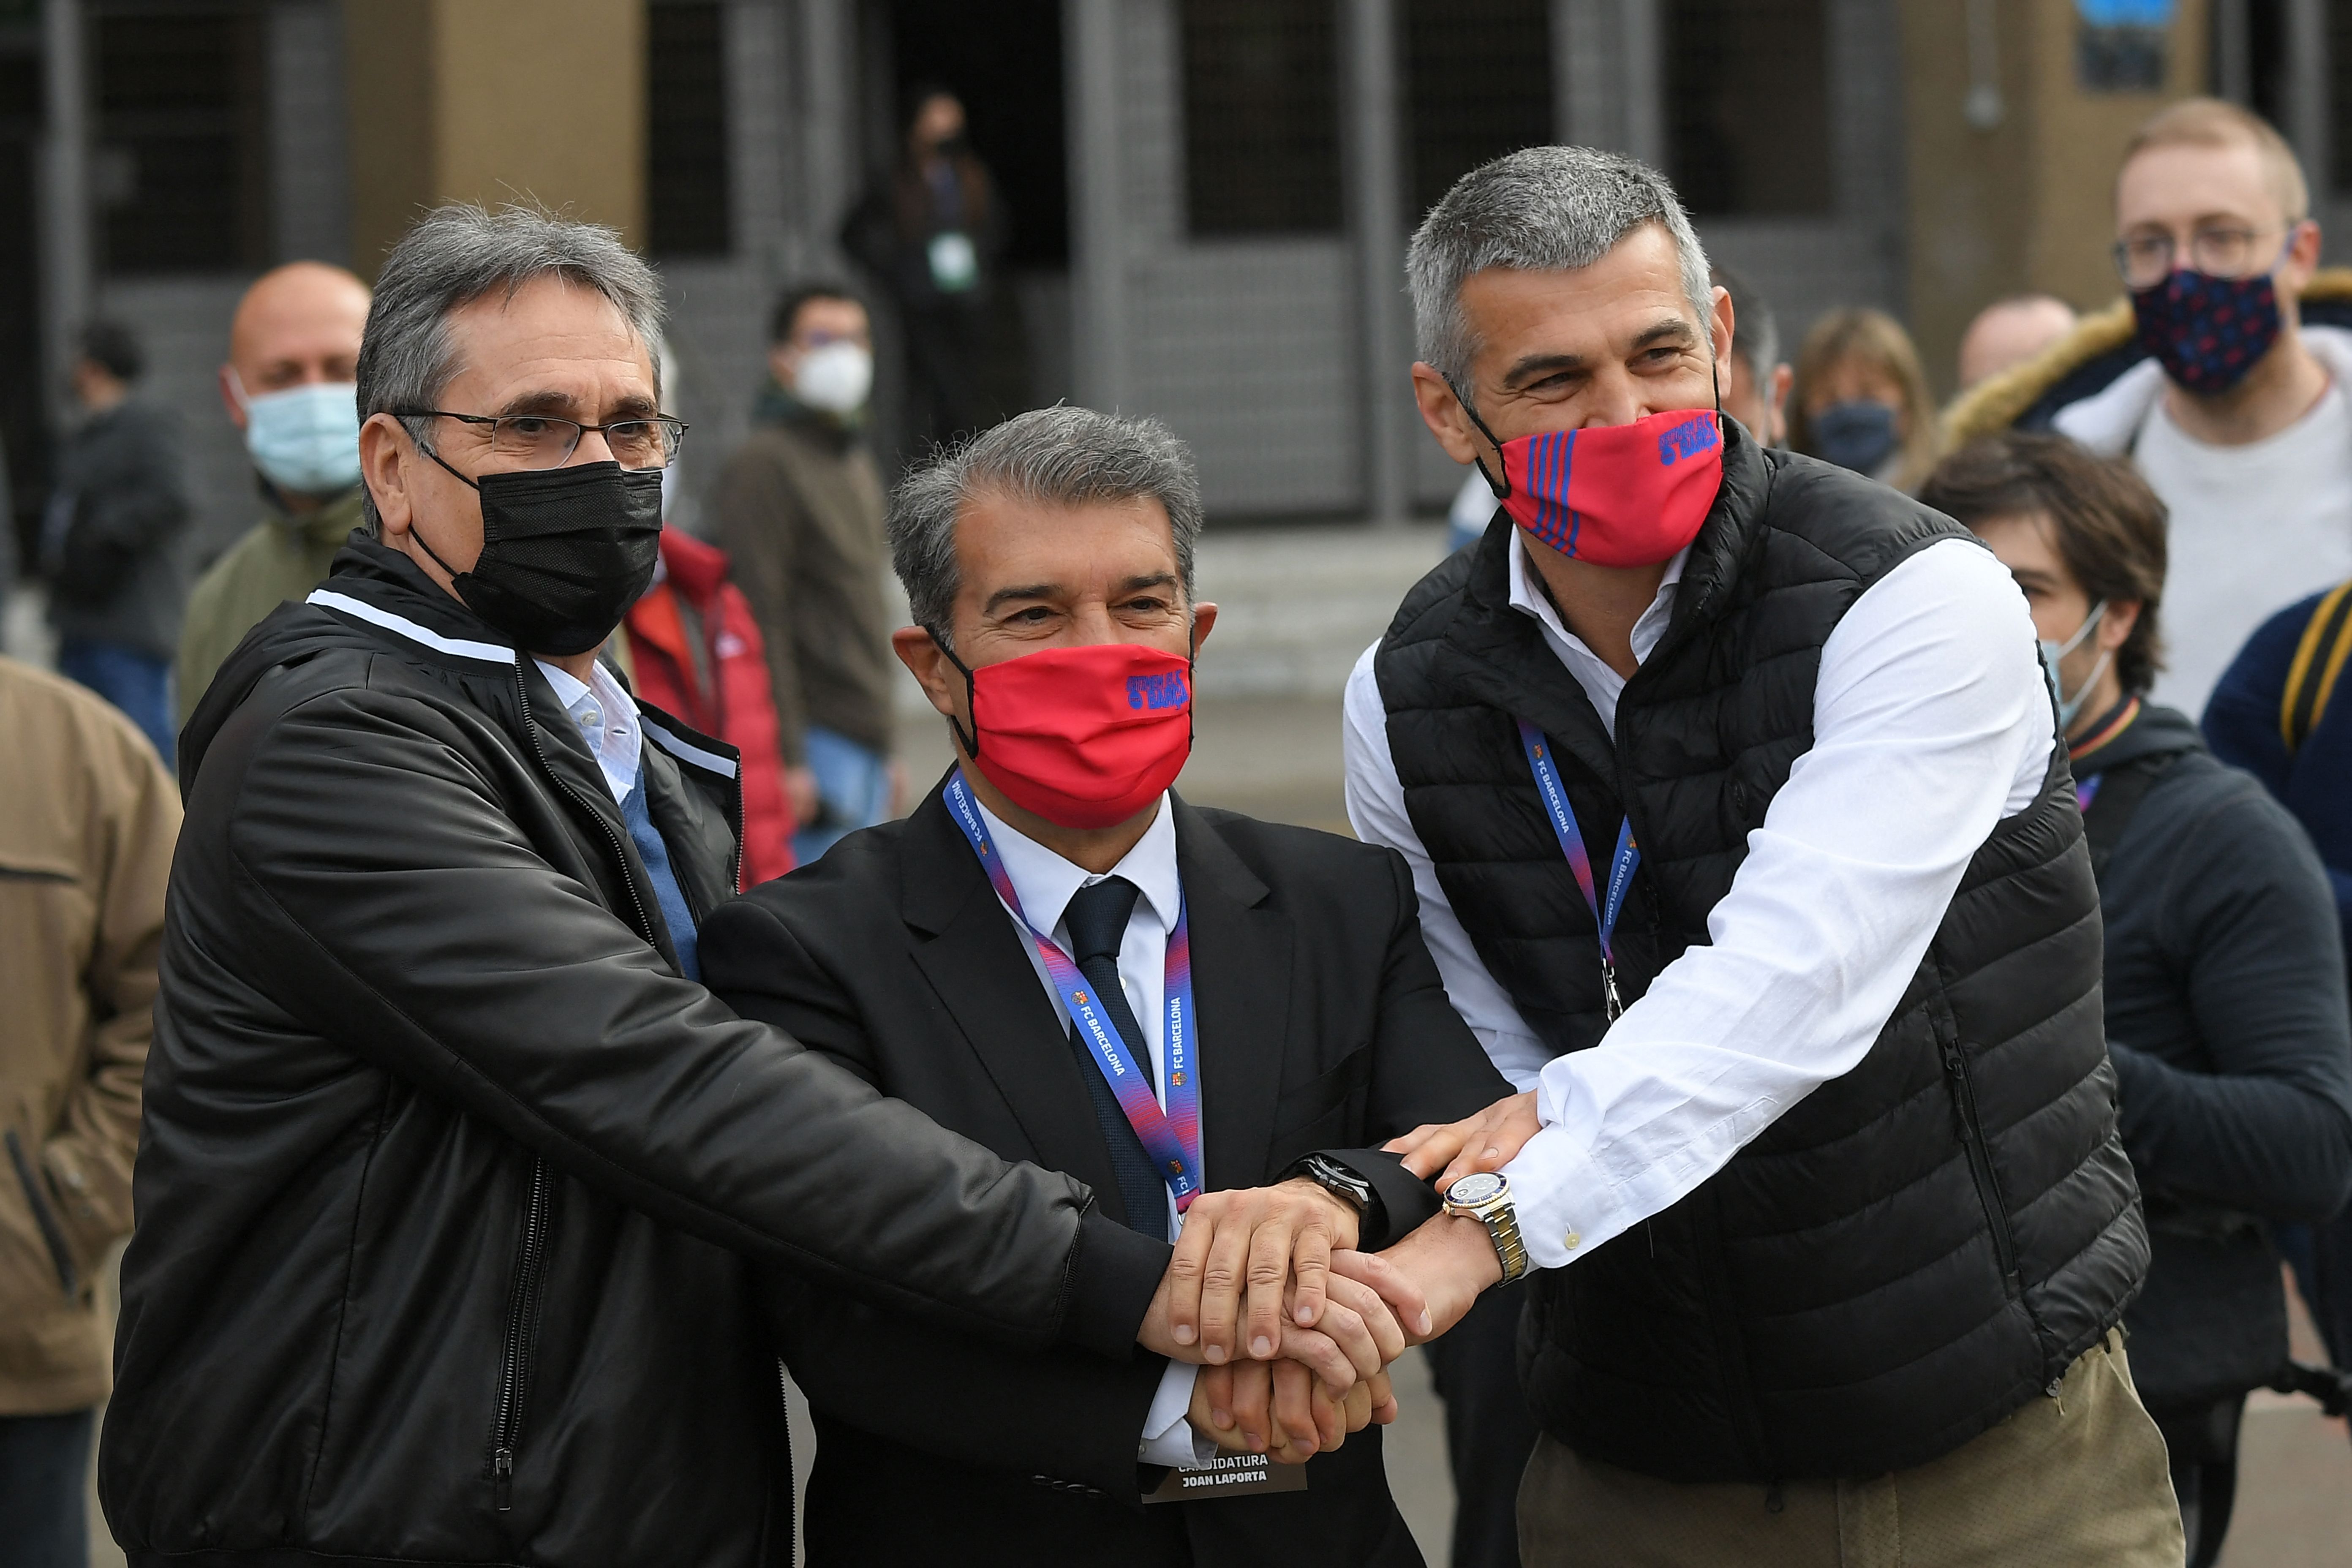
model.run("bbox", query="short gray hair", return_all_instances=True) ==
[889,406,1203,643]
[1408,146,1714,386]
[355,202,665,528]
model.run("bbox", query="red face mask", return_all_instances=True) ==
[1462,396,1725,568]
[945,641,1194,830]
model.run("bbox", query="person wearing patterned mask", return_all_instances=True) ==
[176,261,372,726]
[1348,144,2176,1565]
[1944,98,2352,719]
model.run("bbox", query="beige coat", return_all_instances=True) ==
[0,656,178,1414]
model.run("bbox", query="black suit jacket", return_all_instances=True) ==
[699,787,1511,1568]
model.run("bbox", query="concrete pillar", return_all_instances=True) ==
[1900,0,2211,397]
[1342,0,1411,524]
[1619,0,1664,169]
[38,0,92,430]
[2282,0,2330,203]
[792,0,860,278]
[1065,0,1127,411]
[270,0,353,265]
[343,0,648,277]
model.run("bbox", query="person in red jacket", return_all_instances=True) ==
[612,527,798,886]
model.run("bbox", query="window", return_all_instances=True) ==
[95,3,268,275]
[1405,0,1552,219]
[1664,0,1831,218]
[1181,0,1341,236]
[646,0,730,257]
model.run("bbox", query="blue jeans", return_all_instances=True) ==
[794,727,892,864]
[58,637,175,767]
[0,1408,96,1568]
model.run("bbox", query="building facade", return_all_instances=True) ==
[0,0,2343,566]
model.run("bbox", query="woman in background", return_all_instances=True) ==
[1789,307,1939,491]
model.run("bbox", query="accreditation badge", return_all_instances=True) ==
[1141,1451,1309,1504]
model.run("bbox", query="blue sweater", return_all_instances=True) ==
[2204,588,2352,980]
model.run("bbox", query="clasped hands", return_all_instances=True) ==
[1136,1090,1541,1463]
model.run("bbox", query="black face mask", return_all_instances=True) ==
[412,456,664,655]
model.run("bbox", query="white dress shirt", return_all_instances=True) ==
[972,794,1214,1468]
[1343,532,2052,1271]
[534,659,643,805]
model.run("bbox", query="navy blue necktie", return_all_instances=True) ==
[1062,877,1165,1236]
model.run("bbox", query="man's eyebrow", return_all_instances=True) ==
[497,388,587,416]
[2008,566,2060,592]
[1113,572,1180,596]
[1629,316,1699,351]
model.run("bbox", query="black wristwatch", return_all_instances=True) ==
[1281,1153,1374,1219]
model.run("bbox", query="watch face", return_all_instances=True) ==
[1448,1172,1505,1206]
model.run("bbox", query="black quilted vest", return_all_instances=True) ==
[1376,427,2147,1482]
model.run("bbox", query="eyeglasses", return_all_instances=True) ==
[2111,226,2289,289]
[395,408,689,470]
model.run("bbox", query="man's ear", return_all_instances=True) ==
[1411,362,1483,466]
[218,365,249,430]
[2099,599,2142,654]
[2283,218,2325,299]
[891,625,965,722]
[359,412,412,539]
[1710,286,1736,395]
[1189,602,1218,654]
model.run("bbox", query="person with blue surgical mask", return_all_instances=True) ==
[1788,306,1940,493]
[174,261,371,725]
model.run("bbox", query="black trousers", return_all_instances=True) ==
[2151,1394,2246,1568]
[1422,1279,1539,1568]
[0,1407,95,1568]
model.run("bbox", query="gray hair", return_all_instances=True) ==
[1408,145,1714,387]
[355,202,665,528]
[889,406,1203,644]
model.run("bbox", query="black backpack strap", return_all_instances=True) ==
[2080,754,2178,881]
[2282,580,2352,756]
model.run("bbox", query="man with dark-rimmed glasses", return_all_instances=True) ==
[100,202,1421,1568]
[1944,97,2352,718]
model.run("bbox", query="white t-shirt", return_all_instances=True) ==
[2055,331,2352,717]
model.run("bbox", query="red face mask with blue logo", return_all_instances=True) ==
[1454,383,1726,568]
[936,640,1194,829]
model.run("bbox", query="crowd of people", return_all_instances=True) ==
[3,89,2352,1568]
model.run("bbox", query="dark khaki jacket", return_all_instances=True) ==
[0,656,178,1415]
[175,486,365,729]
[711,414,896,760]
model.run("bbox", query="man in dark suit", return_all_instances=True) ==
[699,407,1516,1566]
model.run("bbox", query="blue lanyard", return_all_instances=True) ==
[1516,720,1640,1021]
[942,771,1204,1210]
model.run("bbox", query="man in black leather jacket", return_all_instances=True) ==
[97,204,1400,1568]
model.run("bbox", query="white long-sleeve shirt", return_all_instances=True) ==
[971,795,1214,1468]
[1343,533,2052,1271]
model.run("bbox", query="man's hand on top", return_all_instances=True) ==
[1160,1178,1361,1362]
[1385,1089,1541,1187]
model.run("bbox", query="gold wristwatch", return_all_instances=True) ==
[1443,1172,1530,1285]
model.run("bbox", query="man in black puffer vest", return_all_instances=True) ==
[1349,148,2172,1563]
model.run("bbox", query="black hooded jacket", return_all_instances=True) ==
[2079,700,2352,1408]
[99,544,1167,1568]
